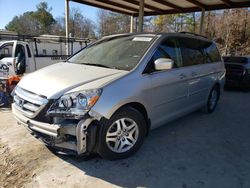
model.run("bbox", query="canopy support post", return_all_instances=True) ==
[138,0,144,32]
[200,8,205,34]
[130,16,134,33]
[65,0,70,55]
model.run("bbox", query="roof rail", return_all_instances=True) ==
[179,32,208,39]
[0,33,91,43]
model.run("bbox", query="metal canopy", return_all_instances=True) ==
[64,0,250,54]
[70,0,250,16]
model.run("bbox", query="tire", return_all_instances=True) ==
[240,76,250,91]
[203,85,220,113]
[97,106,147,160]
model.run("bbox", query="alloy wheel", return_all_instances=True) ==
[209,89,218,110]
[106,118,139,153]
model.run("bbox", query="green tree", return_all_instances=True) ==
[153,13,196,32]
[5,2,55,35]
[5,12,40,35]
[32,2,55,34]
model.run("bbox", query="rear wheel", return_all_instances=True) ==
[204,85,220,113]
[97,107,146,160]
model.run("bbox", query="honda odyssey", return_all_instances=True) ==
[12,33,225,159]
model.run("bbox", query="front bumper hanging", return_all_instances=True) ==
[12,103,98,155]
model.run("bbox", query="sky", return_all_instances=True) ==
[0,0,99,29]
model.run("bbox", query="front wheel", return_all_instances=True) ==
[97,107,146,160]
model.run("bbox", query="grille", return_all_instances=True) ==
[13,86,48,118]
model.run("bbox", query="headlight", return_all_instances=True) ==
[47,89,102,118]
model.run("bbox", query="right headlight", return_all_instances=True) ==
[47,89,102,119]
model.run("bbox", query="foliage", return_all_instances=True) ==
[5,12,39,35]
[6,2,55,35]
[4,1,249,56]
[153,13,196,32]
[53,8,96,38]
[97,10,130,37]
[5,2,95,38]
[32,2,55,34]
[97,10,153,37]
[152,9,249,56]
[208,9,250,56]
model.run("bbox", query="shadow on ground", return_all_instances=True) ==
[54,91,250,188]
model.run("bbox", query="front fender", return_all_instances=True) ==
[90,74,152,120]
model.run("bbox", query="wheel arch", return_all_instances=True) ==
[110,102,151,135]
[213,82,221,98]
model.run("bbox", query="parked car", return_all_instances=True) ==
[12,33,225,160]
[223,56,250,90]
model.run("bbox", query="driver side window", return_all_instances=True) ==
[15,44,26,75]
[0,43,14,59]
[144,37,182,73]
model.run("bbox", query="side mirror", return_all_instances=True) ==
[154,58,174,71]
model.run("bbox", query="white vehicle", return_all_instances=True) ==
[0,36,90,79]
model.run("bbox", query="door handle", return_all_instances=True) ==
[179,73,187,79]
[191,71,198,76]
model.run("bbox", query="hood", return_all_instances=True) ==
[18,62,126,99]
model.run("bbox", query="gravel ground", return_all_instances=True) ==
[0,90,250,188]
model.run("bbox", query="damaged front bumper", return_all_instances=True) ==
[12,103,99,155]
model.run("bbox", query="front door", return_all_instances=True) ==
[146,37,189,128]
[0,42,16,78]
[14,44,26,75]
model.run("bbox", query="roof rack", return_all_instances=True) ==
[0,33,91,43]
[179,32,208,39]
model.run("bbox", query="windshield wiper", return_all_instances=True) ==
[82,63,113,69]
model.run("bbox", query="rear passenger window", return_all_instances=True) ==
[204,42,221,63]
[179,38,205,67]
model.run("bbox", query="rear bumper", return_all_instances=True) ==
[12,103,98,155]
[225,79,241,87]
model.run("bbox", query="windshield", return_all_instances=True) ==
[68,35,154,71]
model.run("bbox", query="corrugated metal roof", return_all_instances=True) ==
[71,0,250,16]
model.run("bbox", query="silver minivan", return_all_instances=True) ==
[12,33,225,159]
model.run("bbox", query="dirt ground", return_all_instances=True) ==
[1,90,250,188]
